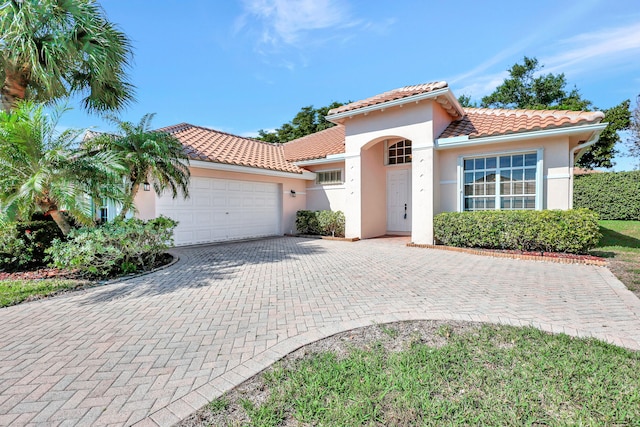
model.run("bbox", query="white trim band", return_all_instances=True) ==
[190,160,316,180]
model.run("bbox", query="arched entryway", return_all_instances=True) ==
[357,136,413,238]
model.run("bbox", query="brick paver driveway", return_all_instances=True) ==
[1,237,639,426]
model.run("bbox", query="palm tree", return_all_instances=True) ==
[0,0,135,112]
[0,101,125,235]
[88,113,190,219]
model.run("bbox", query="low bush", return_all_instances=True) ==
[296,210,345,237]
[574,171,640,220]
[47,216,177,278]
[433,209,601,254]
[295,210,320,235]
[0,220,63,271]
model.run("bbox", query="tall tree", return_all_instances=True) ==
[629,95,640,169]
[88,113,190,219]
[481,57,630,169]
[0,0,135,113]
[257,101,345,143]
[0,101,125,235]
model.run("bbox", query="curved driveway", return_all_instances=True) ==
[1,237,639,426]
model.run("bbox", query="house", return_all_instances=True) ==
[133,82,606,246]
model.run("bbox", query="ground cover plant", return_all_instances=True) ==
[181,321,640,426]
[47,216,177,278]
[594,220,640,297]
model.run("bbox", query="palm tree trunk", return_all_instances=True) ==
[1,68,28,112]
[49,210,72,236]
[117,182,140,220]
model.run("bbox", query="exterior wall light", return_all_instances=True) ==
[143,182,151,191]
[290,189,296,197]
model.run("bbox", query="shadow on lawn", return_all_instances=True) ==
[592,227,640,258]
[79,236,327,304]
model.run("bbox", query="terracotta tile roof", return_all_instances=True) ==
[328,81,449,115]
[158,123,304,174]
[439,108,605,139]
[283,125,345,162]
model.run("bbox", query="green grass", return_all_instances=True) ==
[596,220,640,253]
[0,279,88,308]
[207,325,640,426]
[594,220,640,292]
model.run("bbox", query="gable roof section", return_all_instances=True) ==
[283,125,345,162]
[327,81,463,120]
[329,82,449,115]
[159,123,304,174]
[439,108,605,140]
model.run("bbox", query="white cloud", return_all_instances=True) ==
[238,0,353,46]
[542,22,640,75]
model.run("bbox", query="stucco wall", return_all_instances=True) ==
[135,166,310,236]
[342,101,439,241]
[436,136,571,213]
[302,161,347,213]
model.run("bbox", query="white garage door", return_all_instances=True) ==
[157,177,281,246]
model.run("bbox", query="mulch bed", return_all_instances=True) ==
[0,267,82,281]
[0,253,175,281]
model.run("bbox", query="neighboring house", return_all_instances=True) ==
[133,81,606,246]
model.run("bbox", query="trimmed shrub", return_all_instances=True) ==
[296,210,345,237]
[47,216,177,278]
[0,220,63,271]
[433,209,601,254]
[316,210,345,237]
[295,210,320,235]
[574,171,640,220]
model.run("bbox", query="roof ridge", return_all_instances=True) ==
[158,122,285,147]
[463,107,604,119]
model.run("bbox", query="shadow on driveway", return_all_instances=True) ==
[78,237,326,304]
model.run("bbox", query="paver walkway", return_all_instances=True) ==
[1,237,639,426]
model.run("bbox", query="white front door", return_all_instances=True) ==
[387,168,411,232]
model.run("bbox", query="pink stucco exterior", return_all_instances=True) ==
[132,82,605,246]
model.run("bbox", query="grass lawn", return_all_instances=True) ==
[593,220,640,296]
[189,323,640,426]
[0,279,90,308]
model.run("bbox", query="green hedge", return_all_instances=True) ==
[573,171,640,220]
[296,210,345,237]
[433,209,600,254]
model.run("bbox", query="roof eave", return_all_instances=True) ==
[326,88,464,123]
[189,159,316,180]
[435,122,607,150]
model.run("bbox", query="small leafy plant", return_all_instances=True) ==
[47,216,177,278]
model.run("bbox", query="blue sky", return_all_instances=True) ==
[62,0,640,170]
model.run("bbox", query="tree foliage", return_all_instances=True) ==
[86,113,191,219]
[0,101,125,235]
[256,101,346,143]
[0,0,135,113]
[480,57,630,169]
[629,95,640,168]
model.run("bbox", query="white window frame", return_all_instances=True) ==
[315,169,344,185]
[457,148,543,212]
[385,139,413,166]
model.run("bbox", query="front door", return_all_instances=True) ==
[387,168,411,232]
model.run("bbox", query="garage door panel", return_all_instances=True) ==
[156,177,280,246]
